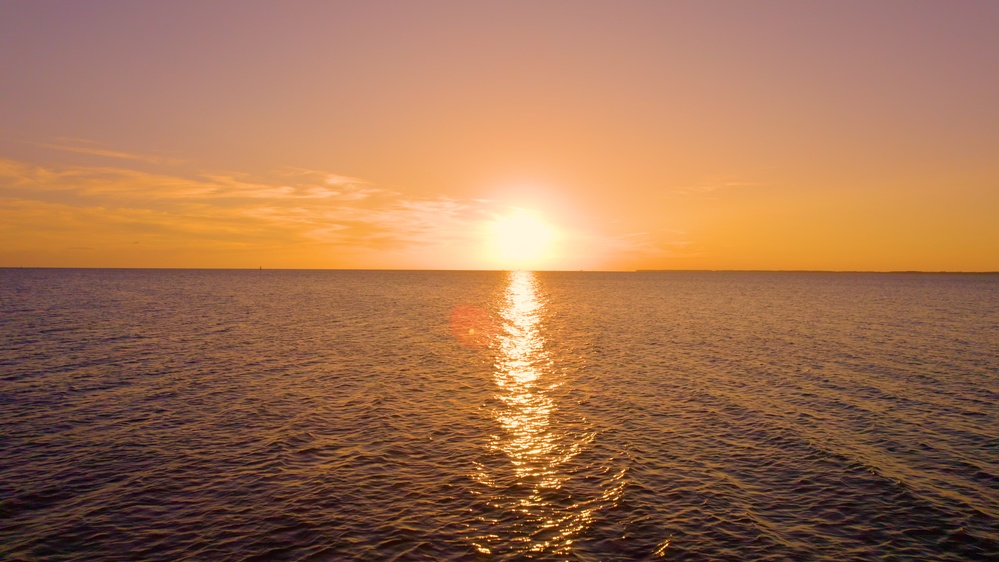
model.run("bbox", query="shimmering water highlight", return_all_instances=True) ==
[466,271,623,557]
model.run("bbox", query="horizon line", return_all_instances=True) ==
[2,266,998,274]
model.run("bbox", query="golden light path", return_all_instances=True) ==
[470,271,622,556]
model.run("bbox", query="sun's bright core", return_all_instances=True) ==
[487,210,558,270]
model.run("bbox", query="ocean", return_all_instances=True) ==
[1,269,996,560]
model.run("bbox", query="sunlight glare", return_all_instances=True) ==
[488,210,557,270]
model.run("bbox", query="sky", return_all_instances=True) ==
[1,0,997,271]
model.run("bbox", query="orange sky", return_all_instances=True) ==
[2,1,997,271]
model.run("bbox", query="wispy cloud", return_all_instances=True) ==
[601,231,698,260]
[672,181,763,195]
[26,139,185,166]
[0,156,500,267]
[0,159,386,202]
[669,170,771,196]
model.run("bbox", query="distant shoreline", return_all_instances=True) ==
[633,269,999,274]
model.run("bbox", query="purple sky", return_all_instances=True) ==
[2,1,997,269]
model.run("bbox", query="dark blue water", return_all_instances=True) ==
[1,269,997,560]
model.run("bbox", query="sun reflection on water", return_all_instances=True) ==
[469,270,623,557]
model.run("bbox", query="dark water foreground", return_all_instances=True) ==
[1,269,997,560]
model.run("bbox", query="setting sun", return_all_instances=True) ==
[487,209,558,270]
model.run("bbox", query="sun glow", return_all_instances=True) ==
[487,210,558,270]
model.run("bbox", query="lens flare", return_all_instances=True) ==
[449,305,496,347]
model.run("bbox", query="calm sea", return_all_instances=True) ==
[1,269,997,560]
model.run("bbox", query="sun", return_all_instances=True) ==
[486,209,558,270]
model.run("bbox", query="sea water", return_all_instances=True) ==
[1,269,996,560]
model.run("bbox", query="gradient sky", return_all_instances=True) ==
[2,1,997,270]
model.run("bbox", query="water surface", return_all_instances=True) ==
[1,269,997,559]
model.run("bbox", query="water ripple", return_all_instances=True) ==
[0,269,996,560]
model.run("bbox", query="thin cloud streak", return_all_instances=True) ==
[671,181,764,196]
[26,140,186,166]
